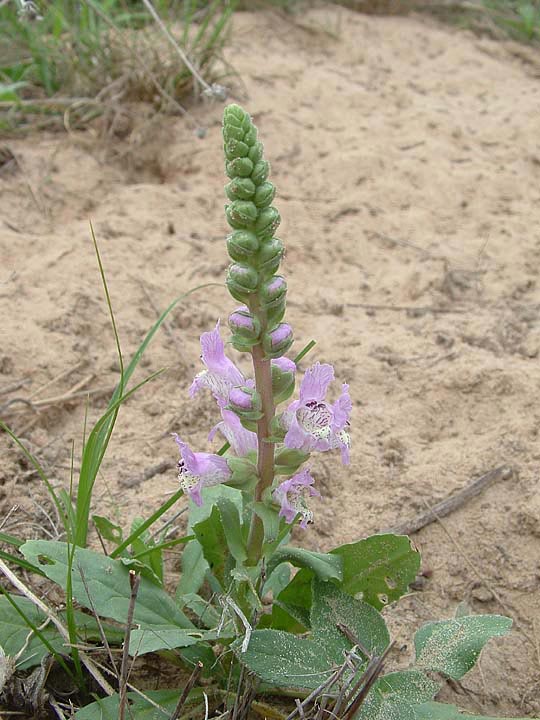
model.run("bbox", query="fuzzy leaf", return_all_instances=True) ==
[21,540,193,630]
[356,671,440,720]
[416,702,539,720]
[331,534,420,610]
[240,629,336,690]
[0,595,123,670]
[415,615,512,679]
[243,579,390,690]
[310,579,390,661]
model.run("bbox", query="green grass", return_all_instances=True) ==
[0,0,237,130]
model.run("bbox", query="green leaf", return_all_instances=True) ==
[92,515,123,544]
[274,448,310,474]
[128,517,163,584]
[73,688,204,719]
[216,498,247,564]
[331,534,420,609]
[192,506,229,588]
[177,485,243,597]
[356,671,440,720]
[271,568,313,630]
[416,702,539,720]
[310,579,390,662]
[240,629,336,690]
[267,546,342,583]
[415,614,512,680]
[244,579,390,690]
[129,625,217,656]
[21,540,193,631]
[177,540,207,597]
[0,595,123,670]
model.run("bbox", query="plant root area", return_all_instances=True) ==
[1,5,540,717]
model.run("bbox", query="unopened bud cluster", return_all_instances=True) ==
[223,104,292,359]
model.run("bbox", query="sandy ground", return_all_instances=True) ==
[1,5,540,716]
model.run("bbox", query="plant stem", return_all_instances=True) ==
[246,336,275,565]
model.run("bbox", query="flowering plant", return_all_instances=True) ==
[0,104,533,720]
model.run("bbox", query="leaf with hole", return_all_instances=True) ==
[21,540,194,633]
[331,534,420,609]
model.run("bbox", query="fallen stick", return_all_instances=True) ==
[382,465,513,536]
[121,459,175,487]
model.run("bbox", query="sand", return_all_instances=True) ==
[1,5,540,715]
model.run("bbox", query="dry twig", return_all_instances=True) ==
[382,465,513,535]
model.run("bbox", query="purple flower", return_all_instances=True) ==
[174,434,231,506]
[282,362,351,464]
[190,321,244,404]
[273,469,320,529]
[209,409,257,458]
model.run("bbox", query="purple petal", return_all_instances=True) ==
[173,434,231,504]
[331,383,351,431]
[190,321,245,402]
[201,321,244,383]
[213,409,257,457]
[300,362,334,403]
[284,414,310,452]
[272,357,296,374]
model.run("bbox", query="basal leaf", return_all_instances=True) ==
[21,540,193,630]
[241,629,336,690]
[0,595,123,670]
[415,615,512,680]
[331,534,420,610]
[310,579,390,662]
[129,625,217,656]
[73,688,205,719]
[416,702,539,720]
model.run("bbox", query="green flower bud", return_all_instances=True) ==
[248,142,264,164]
[241,114,254,134]
[224,103,247,126]
[226,157,254,179]
[227,263,259,301]
[227,230,259,262]
[255,206,280,240]
[257,237,283,277]
[223,124,244,143]
[272,363,295,405]
[260,275,287,307]
[274,448,310,476]
[224,139,249,160]
[226,201,258,229]
[227,456,258,490]
[253,182,275,208]
[244,126,257,146]
[262,323,293,359]
[229,307,261,340]
[228,386,263,421]
[251,160,270,185]
[225,178,256,201]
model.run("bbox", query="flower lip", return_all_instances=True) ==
[273,468,320,529]
[283,362,351,464]
[174,434,231,506]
